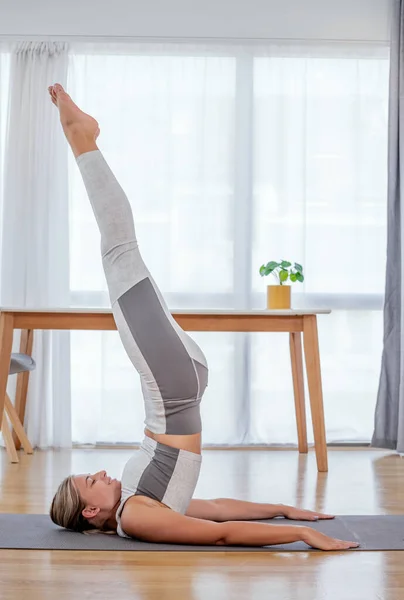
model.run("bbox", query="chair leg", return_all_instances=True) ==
[13,328,34,450]
[1,413,19,463]
[5,394,33,455]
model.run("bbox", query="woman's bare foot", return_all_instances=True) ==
[48,83,100,158]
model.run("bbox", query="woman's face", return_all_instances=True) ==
[74,470,121,520]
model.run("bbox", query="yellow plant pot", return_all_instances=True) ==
[267,285,291,309]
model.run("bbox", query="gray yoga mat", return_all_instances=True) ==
[0,514,403,551]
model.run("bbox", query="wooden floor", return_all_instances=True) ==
[0,446,403,600]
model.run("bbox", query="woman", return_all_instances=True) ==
[48,83,359,552]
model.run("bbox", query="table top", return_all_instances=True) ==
[0,307,331,316]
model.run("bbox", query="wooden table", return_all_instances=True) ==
[0,308,331,471]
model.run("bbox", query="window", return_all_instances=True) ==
[65,43,389,444]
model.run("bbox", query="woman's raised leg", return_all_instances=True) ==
[49,84,208,454]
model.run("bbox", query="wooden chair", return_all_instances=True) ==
[1,353,34,463]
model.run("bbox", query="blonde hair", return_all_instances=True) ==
[50,475,96,533]
[50,475,116,535]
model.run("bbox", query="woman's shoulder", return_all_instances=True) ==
[119,495,171,538]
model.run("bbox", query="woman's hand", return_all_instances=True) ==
[301,527,359,551]
[283,506,335,521]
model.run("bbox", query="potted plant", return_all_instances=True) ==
[259,260,304,309]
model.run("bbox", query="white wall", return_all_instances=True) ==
[0,0,392,42]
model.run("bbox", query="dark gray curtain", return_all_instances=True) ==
[372,0,404,451]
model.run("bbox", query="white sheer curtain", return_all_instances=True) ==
[0,42,72,448]
[0,47,10,267]
[66,41,389,446]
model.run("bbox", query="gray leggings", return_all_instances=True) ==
[76,150,208,528]
[76,150,209,436]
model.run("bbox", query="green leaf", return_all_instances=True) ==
[259,265,266,276]
[279,269,289,283]
[294,262,303,272]
[280,260,291,268]
[290,273,297,282]
[296,273,304,282]
[265,267,276,276]
[266,261,280,270]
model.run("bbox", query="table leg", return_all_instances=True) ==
[289,332,308,453]
[0,313,14,455]
[303,315,328,472]
[13,329,34,450]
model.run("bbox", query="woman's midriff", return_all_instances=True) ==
[144,428,201,455]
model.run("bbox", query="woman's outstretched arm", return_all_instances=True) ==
[120,502,359,551]
[186,498,335,522]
